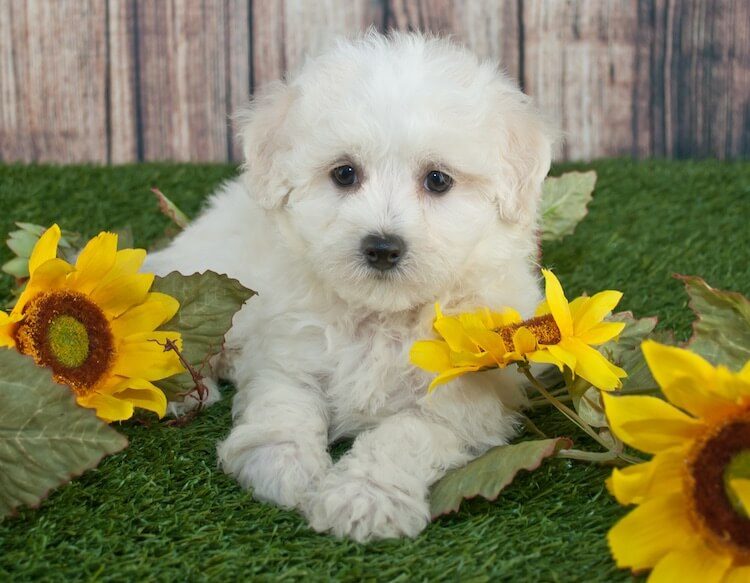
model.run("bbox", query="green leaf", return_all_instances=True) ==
[429,437,572,518]
[2,223,82,279]
[566,370,608,428]
[1,257,30,279]
[152,188,190,230]
[151,271,256,401]
[679,275,750,371]
[0,350,128,519]
[603,311,660,392]
[540,171,597,241]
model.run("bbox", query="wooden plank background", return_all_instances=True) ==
[0,0,748,163]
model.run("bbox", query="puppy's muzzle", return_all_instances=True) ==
[360,233,406,272]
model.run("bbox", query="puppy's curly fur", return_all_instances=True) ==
[146,31,554,542]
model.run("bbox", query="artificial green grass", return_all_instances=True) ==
[0,160,748,581]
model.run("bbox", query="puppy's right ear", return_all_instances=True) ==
[236,81,297,209]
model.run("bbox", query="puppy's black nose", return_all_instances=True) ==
[361,234,406,271]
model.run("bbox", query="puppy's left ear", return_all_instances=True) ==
[494,90,557,226]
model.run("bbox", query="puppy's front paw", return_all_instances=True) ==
[218,436,331,510]
[306,472,430,542]
[167,377,222,417]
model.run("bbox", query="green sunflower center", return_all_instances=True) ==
[725,450,750,519]
[688,417,750,557]
[47,315,90,368]
[15,291,115,396]
[496,314,562,347]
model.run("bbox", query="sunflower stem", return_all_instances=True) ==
[520,367,609,446]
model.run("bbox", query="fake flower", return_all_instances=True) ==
[410,269,626,391]
[603,341,750,582]
[0,225,184,422]
[409,304,519,390]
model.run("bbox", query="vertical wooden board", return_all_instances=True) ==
[523,0,639,161]
[226,0,251,161]
[251,0,384,90]
[387,0,521,83]
[108,0,139,163]
[0,0,108,163]
[664,0,750,159]
[135,0,229,161]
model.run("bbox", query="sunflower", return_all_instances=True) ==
[603,341,750,582]
[410,269,626,391]
[0,225,184,422]
[409,304,518,391]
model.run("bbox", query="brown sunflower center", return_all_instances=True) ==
[687,414,750,557]
[496,314,562,348]
[15,291,115,396]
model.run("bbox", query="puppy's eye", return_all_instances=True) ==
[423,170,453,195]
[331,165,358,188]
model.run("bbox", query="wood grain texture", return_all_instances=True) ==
[133,0,231,161]
[252,0,384,90]
[523,0,640,160]
[226,0,251,161]
[108,0,139,163]
[664,0,750,158]
[0,0,108,163]
[387,0,521,82]
[1,0,748,162]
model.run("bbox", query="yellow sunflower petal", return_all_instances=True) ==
[90,273,155,318]
[641,341,736,419]
[576,321,626,345]
[607,447,686,505]
[561,337,626,390]
[545,343,578,374]
[648,544,732,583]
[0,311,18,348]
[723,566,750,583]
[512,327,538,355]
[110,292,180,338]
[13,258,75,314]
[534,299,550,317]
[28,224,61,274]
[607,492,695,571]
[71,231,119,293]
[572,290,623,335]
[462,327,507,364]
[729,478,750,515]
[428,366,481,392]
[602,393,705,454]
[434,314,478,354]
[410,340,452,373]
[78,391,135,423]
[567,295,589,320]
[527,349,564,370]
[542,269,573,337]
[112,331,184,381]
[492,307,523,327]
[110,378,167,418]
[100,248,147,283]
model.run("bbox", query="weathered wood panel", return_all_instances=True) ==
[226,0,251,160]
[132,0,234,161]
[0,0,748,163]
[0,0,108,163]
[252,0,384,90]
[523,0,640,160]
[108,0,139,163]
[664,0,750,159]
[387,0,521,82]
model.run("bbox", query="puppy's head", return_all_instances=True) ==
[239,32,554,313]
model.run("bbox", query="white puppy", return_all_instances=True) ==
[145,32,553,542]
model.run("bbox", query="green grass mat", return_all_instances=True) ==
[1,160,748,581]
